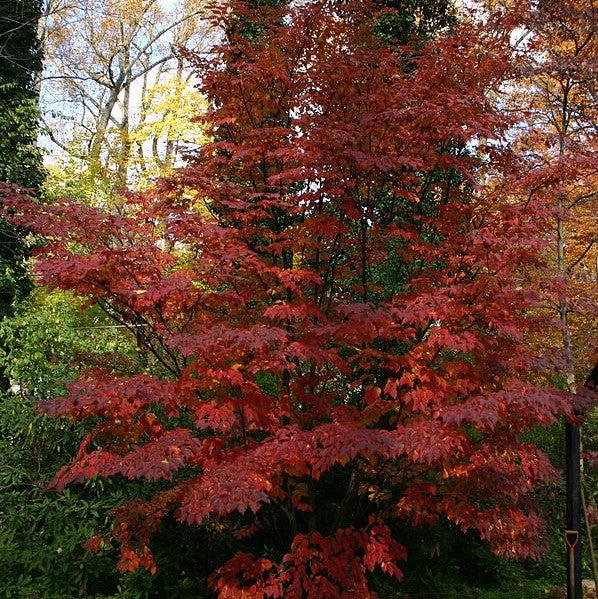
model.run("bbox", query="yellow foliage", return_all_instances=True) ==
[130,75,210,185]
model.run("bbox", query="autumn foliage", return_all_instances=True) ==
[2,1,591,596]
[509,0,597,381]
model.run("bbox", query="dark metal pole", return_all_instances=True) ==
[565,362,598,599]
[565,419,582,599]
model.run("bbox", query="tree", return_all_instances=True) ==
[509,0,597,591]
[128,73,210,184]
[40,0,210,200]
[0,0,44,388]
[513,0,597,387]
[0,0,43,190]
[373,0,455,44]
[4,1,585,596]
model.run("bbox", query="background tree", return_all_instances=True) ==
[128,72,210,184]
[512,0,597,387]
[512,0,598,588]
[0,0,44,389]
[0,0,43,189]
[373,0,455,44]
[39,0,210,202]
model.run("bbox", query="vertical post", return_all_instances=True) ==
[566,421,582,599]
[579,362,598,597]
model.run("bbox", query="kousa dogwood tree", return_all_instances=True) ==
[3,1,585,596]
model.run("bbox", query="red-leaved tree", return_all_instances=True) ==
[3,1,582,596]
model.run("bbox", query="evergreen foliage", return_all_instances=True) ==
[0,0,44,386]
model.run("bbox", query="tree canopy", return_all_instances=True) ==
[0,0,44,387]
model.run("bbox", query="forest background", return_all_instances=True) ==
[0,0,596,598]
